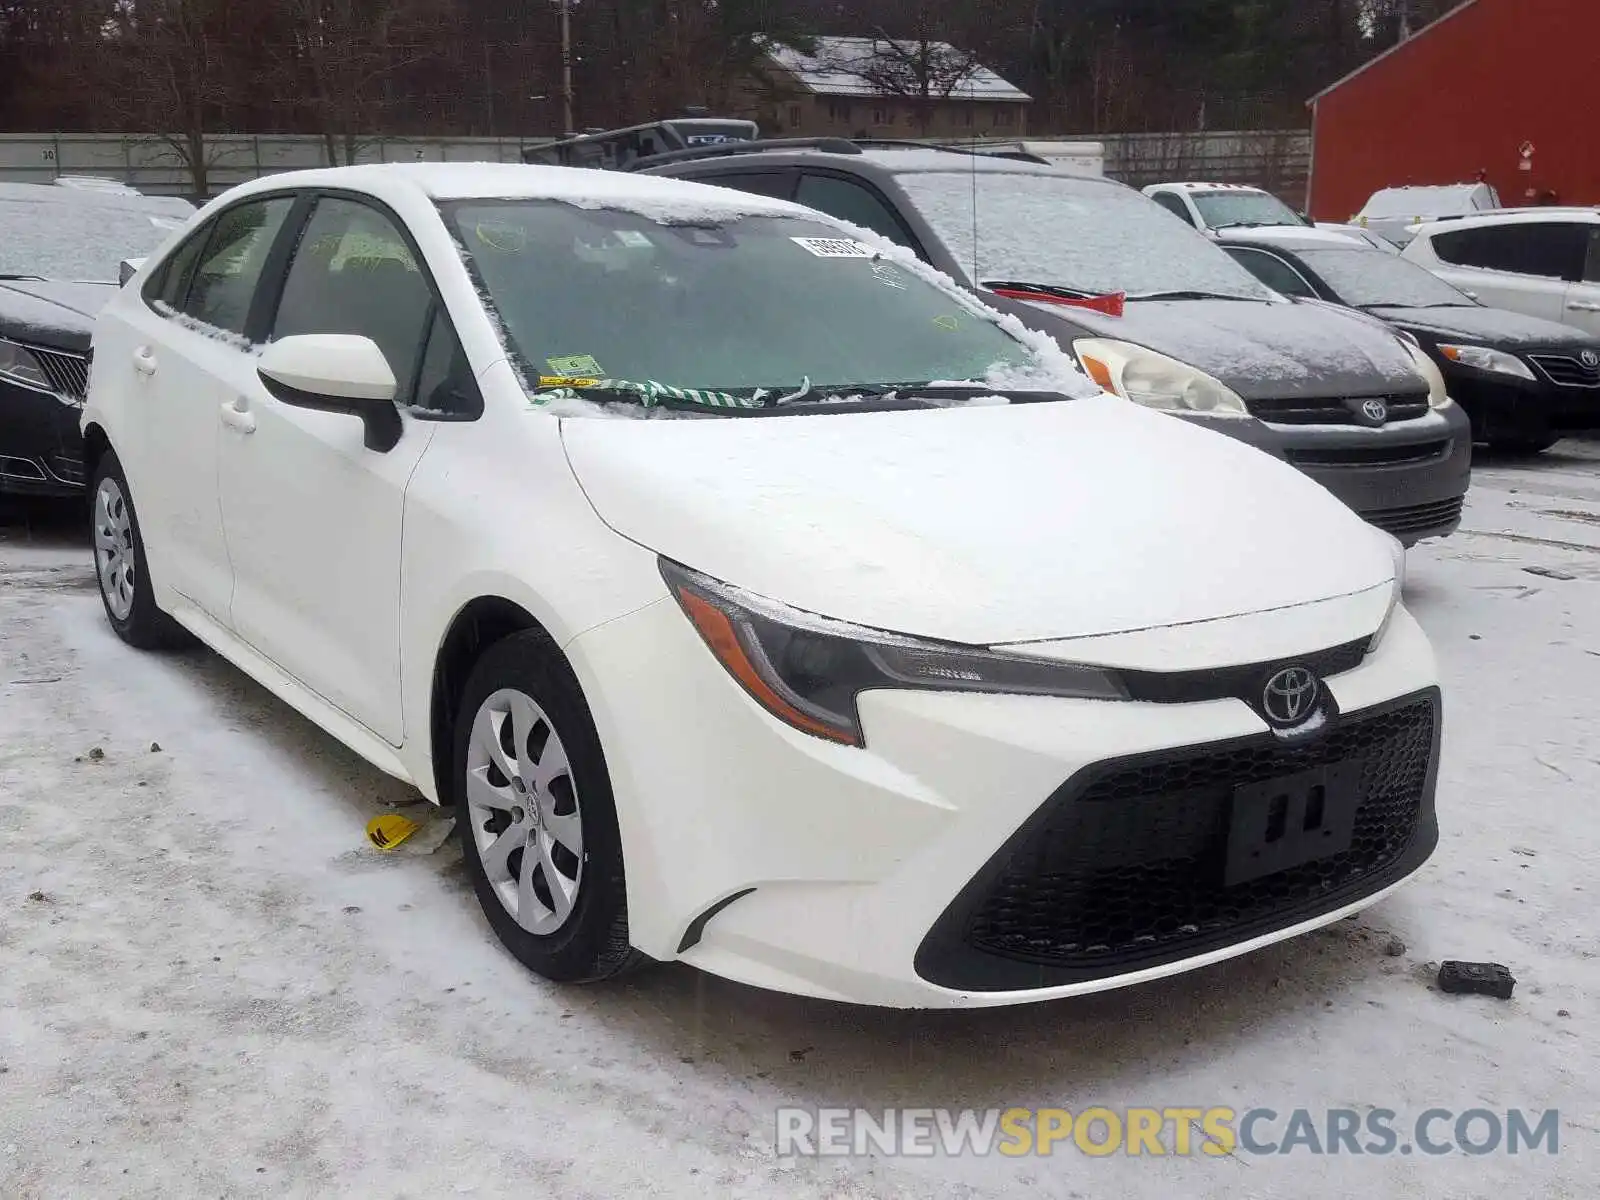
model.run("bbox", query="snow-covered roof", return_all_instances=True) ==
[1358,183,1496,217]
[765,37,1031,103]
[1147,182,1274,196]
[214,162,809,222]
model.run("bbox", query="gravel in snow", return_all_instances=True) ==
[1,439,1597,1199]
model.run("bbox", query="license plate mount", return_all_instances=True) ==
[1224,762,1364,888]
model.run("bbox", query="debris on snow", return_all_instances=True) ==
[1437,961,1517,1000]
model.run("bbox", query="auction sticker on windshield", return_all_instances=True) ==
[792,237,876,258]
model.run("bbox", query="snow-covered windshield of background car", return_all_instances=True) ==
[0,194,187,282]
[444,201,1040,397]
[1297,248,1478,309]
[1191,190,1305,229]
[898,172,1274,301]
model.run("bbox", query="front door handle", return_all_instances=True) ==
[219,400,256,435]
[133,347,158,376]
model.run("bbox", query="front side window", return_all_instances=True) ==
[898,171,1273,300]
[1433,223,1589,280]
[184,197,295,335]
[1189,190,1304,230]
[1225,247,1317,299]
[1584,227,1600,284]
[270,196,434,405]
[795,175,916,249]
[146,221,210,310]
[441,200,1035,401]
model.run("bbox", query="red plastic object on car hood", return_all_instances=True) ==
[989,288,1126,318]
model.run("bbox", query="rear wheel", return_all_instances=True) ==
[90,451,188,650]
[453,631,646,983]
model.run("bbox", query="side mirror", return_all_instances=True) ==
[119,258,146,286]
[256,334,402,452]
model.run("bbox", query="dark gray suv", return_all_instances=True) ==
[637,143,1473,544]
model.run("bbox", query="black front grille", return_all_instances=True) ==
[1121,639,1368,706]
[1529,354,1600,389]
[915,692,1440,991]
[1247,395,1430,425]
[1363,496,1463,537]
[29,346,90,401]
[1287,439,1450,467]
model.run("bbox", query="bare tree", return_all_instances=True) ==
[827,30,983,135]
[276,0,453,165]
[93,0,252,197]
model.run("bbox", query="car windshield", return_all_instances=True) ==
[1296,247,1477,308]
[896,171,1273,301]
[442,200,1039,402]
[1191,190,1304,229]
[0,193,188,281]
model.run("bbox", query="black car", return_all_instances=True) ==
[0,182,193,495]
[580,131,1473,545]
[1220,228,1600,454]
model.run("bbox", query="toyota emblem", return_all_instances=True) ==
[1261,667,1321,728]
[1582,350,1599,369]
[1360,399,1389,425]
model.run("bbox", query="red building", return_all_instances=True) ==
[1307,0,1596,221]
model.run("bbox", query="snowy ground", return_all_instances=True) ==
[1,441,1597,1199]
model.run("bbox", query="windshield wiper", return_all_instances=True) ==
[1128,290,1255,302]
[980,280,1099,300]
[0,273,47,281]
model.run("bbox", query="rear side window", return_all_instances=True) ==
[1225,247,1316,298]
[183,198,296,335]
[269,196,434,406]
[144,222,211,310]
[794,174,918,250]
[1432,222,1589,281]
[693,171,794,201]
[1150,192,1196,226]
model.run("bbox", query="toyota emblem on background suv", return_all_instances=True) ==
[1360,399,1389,426]
[1261,667,1322,728]
[1582,350,1599,369]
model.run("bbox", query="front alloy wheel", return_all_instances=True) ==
[465,688,586,935]
[453,631,644,983]
[93,475,136,622]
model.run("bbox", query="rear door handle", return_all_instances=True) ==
[133,347,158,376]
[219,400,256,435]
[1568,301,1600,312]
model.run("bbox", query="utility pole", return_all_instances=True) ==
[560,0,574,136]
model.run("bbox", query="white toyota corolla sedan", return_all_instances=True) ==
[83,163,1441,1008]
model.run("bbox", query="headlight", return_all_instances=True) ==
[1073,338,1250,417]
[1397,338,1452,409]
[662,560,1127,746]
[1369,532,1407,652]
[1437,343,1535,382]
[0,339,52,391]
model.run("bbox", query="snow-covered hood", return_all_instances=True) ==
[1366,304,1600,352]
[1016,297,1426,402]
[560,394,1394,645]
[0,280,118,352]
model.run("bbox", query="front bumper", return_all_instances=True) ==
[569,594,1440,1009]
[1180,404,1472,546]
[0,379,86,496]
[1445,367,1600,442]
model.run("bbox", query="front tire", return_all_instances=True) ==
[90,451,188,650]
[453,630,645,983]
